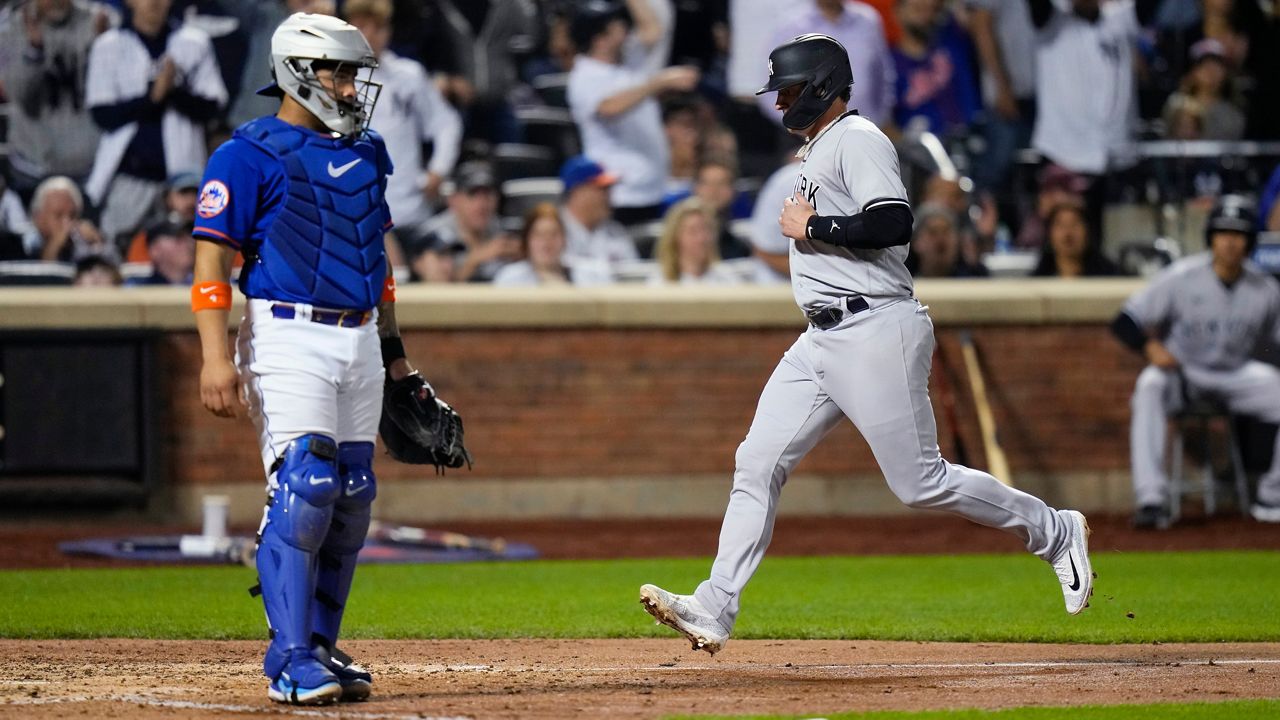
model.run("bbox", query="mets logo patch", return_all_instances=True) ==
[197,180,230,219]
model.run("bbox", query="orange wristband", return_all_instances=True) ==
[381,276,397,303]
[191,281,233,312]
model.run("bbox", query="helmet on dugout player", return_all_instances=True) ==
[756,34,853,131]
[1205,194,1259,253]
[259,13,381,137]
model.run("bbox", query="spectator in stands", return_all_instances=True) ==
[891,0,981,136]
[692,157,752,260]
[224,0,294,128]
[22,176,113,262]
[345,0,462,240]
[651,197,739,285]
[1161,39,1245,141]
[663,96,702,194]
[967,0,1037,194]
[905,203,988,278]
[426,0,537,144]
[765,0,896,128]
[1113,196,1280,529]
[1016,164,1087,250]
[0,176,34,242]
[125,220,192,285]
[411,161,517,283]
[558,155,640,264]
[567,0,700,225]
[72,254,123,286]
[0,0,116,203]
[493,202,614,286]
[622,0,676,78]
[1031,203,1122,278]
[123,170,198,263]
[748,155,800,282]
[84,0,227,250]
[522,9,576,84]
[1029,0,1157,231]
[1261,163,1280,232]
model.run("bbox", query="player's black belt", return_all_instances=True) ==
[270,303,372,328]
[805,296,871,330]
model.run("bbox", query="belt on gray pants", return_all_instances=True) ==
[805,296,871,330]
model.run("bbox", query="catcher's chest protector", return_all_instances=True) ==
[237,117,390,310]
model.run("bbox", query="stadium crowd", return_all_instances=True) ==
[0,0,1278,287]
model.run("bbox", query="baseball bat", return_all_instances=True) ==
[369,522,508,554]
[932,345,970,466]
[957,331,1013,486]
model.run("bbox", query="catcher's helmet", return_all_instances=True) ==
[1204,194,1259,253]
[259,13,381,137]
[756,34,853,131]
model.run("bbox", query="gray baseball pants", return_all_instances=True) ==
[1129,362,1280,509]
[693,297,1072,630]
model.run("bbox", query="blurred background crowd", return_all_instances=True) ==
[0,0,1278,289]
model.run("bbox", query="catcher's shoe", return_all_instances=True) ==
[639,584,730,655]
[1050,510,1094,615]
[321,646,373,702]
[268,653,342,706]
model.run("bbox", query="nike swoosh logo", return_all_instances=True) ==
[345,482,369,497]
[1068,555,1081,592]
[310,476,333,486]
[199,286,217,294]
[327,159,361,178]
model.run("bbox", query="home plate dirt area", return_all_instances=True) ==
[2,639,1278,719]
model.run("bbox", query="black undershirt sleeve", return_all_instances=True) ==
[1110,311,1148,354]
[804,202,914,251]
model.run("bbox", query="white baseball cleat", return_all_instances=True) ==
[1050,510,1094,615]
[1250,502,1280,524]
[639,584,731,655]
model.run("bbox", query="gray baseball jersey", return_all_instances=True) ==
[1124,254,1280,371]
[789,111,912,311]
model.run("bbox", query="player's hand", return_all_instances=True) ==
[779,192,816,241]
[423,172,444,204]
[1144,339,1179,370]
[656,66,700,93]
[993,84,1019,121]
[200,358,244,418]
[150,56,177,103]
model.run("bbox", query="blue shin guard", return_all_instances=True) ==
[311,442,376,700]
[256,435,342,684]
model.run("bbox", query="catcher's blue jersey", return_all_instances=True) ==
[193,116,394,310]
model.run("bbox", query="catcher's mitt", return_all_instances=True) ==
[380,372,473,470]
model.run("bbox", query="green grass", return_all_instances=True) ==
[1,551,1277,641]
[669,699,1280,720]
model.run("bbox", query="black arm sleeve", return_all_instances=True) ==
[804,202,914,250]
[1110,310,1148,354]
[168,87,222,122]
[90,95,163,130]
[1028,0,1054,29]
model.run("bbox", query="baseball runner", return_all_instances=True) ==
[1113,196,1280,529]
[192,13,468,705]
[639,34,1094,655]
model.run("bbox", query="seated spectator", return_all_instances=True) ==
[345,0,462,237]
[748,150,803,282]
[905,203,988,278]
[651,197,740,285]
[0,0,116,203]
[411,162,518,283]
[84,0,227,250]
[1111,196,1280,529]
[493,203,613,287]
[521,10,576,85]
[1031,204,1122,278]
[691,156,752,260]
[568,0,699,224]
[22,176,114,263]
[1016,164,1087,250]
[1161,39,1245,141]
[126,221,193,286]
[125,171,200,263]
[559,156,640,264]
[73,254,123,287]
[664,97,703,194]
[891,0,981,136]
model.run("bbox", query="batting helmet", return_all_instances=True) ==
[755,34,853,131]
[1204,194,1259,253]
[570,0,629,53]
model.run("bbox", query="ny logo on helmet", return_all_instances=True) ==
[768,59,773,76]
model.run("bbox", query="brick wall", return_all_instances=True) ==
[161,324,1145,489]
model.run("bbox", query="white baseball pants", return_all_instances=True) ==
[235,299,384,476]
[1129,362,1280,509]
[693,297,1072,630]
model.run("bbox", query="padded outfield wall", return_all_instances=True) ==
[0,281,1152,525]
